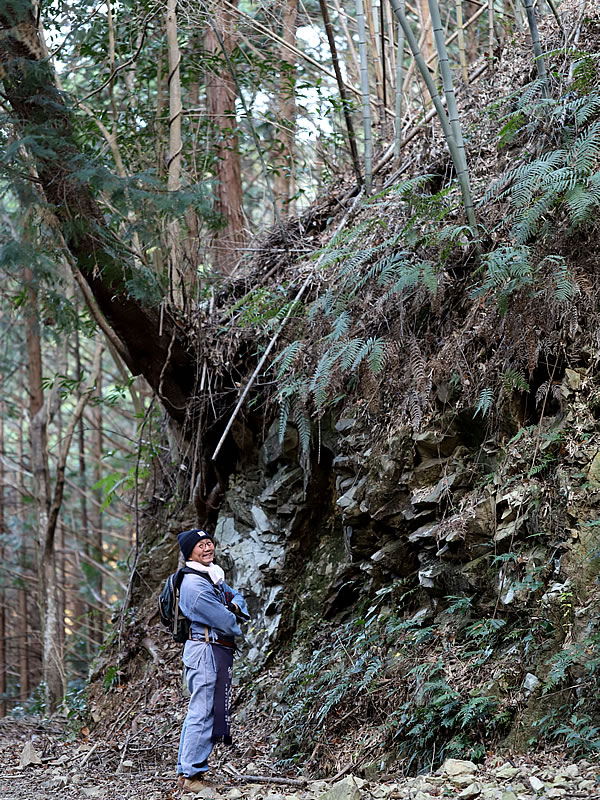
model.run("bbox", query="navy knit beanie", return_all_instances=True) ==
[177,528,214,559]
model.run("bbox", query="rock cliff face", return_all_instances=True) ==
[198,357,600,765]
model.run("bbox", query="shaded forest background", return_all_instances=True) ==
[1,0,600,774]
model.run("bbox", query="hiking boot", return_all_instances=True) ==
[177,775,216,796]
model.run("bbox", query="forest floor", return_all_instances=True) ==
[1,716,599,800]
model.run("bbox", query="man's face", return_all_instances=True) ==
[189,538,215,565]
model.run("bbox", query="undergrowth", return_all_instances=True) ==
[254,51,600,453]
[276,581,600,772]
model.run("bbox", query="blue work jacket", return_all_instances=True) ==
[178,572,248,640]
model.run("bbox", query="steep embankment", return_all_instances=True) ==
[88,1,600,782]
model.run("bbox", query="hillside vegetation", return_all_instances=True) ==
[78,1,600,780]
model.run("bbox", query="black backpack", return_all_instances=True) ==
[158,567,197,643]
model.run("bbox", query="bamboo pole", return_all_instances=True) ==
[521,0,549,97]
[366,0,385,123]
[318,0,363,185]
[394,8,406,158]
[331,0,361,82]
[356,0,373,192]
[388,0,477,232]
[427,0,477,231]
[456,0,469,84]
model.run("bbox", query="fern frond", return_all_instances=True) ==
[339,338,365,372]
[474,387,494,418]
[502,369,530,393]
[545,256,578,303]
[420,261,438,297]
[272,340,304,378]
[536,381,549,407]
[572,91,600,126]
[513,191,556,243]
[407,389,422,432]
[570,121,600,174]
[326,311,352,342]
[279,395,291,443]
[409,341,426,387]
[367,339,386,375]
[293,404,312,453]
[565,173,600,224]
[310,350,339,408]
[388,262,422,296]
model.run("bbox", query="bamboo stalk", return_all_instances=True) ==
[394,10,406,158]
[456,0,469,84]
[488,0,494,70]
[331,0,361,83]
[356,0,373,192]
[427,0,477,231]
[521,0,549,97]
[366,0,385,122]
[318,0,363,185]
[389,0,477,233]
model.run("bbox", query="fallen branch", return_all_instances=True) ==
[80,741,100,767]
[224,763,306,787]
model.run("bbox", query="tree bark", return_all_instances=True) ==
[17,408,30,703]
[0,402,5,716]
[74,329,91,665]
[273,0,298,219]
[90,347,104,647]
[23,265,64,710]
[205,0,246,274]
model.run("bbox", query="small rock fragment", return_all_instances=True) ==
[494,764,520,779]
[19,741,43,768]
[458,783,481,798]
[320,775,362,800]
[442,758,478,777]
[528,775,545,793]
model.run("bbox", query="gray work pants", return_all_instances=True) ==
[177,641,217,776]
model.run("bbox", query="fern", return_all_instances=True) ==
[310,350,339,410]
[272,340,304,378]
[502,369,530,393]
[474,387,494,418]
[472,245,533,309]
[420,261,438,297]
[546,255,578,302]
[339,338,366,372]
[326,310,352,341]
[368,339,385,375]
[293,403,312,453]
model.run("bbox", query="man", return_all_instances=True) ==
[176,528,249,794]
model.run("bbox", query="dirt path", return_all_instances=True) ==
[2,718,599,800]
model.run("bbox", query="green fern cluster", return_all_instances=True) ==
[485,88,600,243]
[472,246,577,313]
[270,211,446,449]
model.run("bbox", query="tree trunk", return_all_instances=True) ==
[273,0,298,219]
[205,0,246,274]
[0,403,5,716]
[0,4,197,423]
[90,348,104,647]
[23,265,65,710]
[17,409,29,704]
[74,329,90,664]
